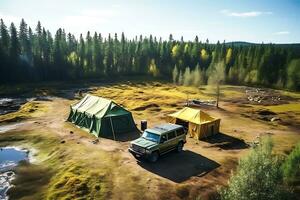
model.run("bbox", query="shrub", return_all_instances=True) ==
[282,142,300,185]
[220,137,292,200]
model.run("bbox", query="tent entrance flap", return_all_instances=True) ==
[175,119,189,129]
[110,117,116,140]
[68,94,137,138]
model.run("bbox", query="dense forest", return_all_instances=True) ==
[0,19,299,90]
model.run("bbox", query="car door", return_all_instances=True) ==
[167,130,177,150]
[176,128,186,142]
[159,134,169,154]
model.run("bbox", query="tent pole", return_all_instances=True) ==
[110,117,116,141]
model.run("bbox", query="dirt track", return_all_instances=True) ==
[1,83,300,199]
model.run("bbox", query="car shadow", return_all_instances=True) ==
[137,150,220,183]
[201,132,249,150]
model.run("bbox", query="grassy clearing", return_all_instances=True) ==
[0,81,299,200]
[0,105,149,200]
[0,129,117,200]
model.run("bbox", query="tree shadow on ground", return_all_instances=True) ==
[137,150,220,183]
[201,132,249,150]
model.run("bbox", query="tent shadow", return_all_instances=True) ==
[201,132,249,150]
[137,150,220,183]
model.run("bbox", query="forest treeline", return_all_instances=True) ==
[0,19,299,90]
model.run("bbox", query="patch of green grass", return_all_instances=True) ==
[8,161,53,200]
[0,130,112,200]
[47,165,109,200]
[266,103,300,113]
[0,101,47,123]
[280,90,300,99]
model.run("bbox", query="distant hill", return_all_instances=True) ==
[226,41,300,47]
[225,41,257,46]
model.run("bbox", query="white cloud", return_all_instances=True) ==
[61,8,119,34]
[112,4,121,8]
[274,31,290,35]
[221,9,272,17]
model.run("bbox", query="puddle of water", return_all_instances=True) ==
[0,147,29,200]
[0,148,29,171]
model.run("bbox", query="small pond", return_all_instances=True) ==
[0,147,29,200]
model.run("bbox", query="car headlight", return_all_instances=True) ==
[140,148,146,153]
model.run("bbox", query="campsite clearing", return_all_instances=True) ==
[0,81,299,200]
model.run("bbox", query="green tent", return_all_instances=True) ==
[67,94,137,139]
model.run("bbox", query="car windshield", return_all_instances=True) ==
[142,131,160,143]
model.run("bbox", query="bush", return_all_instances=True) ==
[220,137,292,200]
[282,143,300,184]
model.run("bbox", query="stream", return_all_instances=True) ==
[0,147,29,200]
[0,98,28,115]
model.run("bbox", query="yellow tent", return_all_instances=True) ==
[168,107,220,139]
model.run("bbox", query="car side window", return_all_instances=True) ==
[160,134,167,143]
[176,128,184,136]
[168,131,176,140]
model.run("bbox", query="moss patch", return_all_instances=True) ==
[0,101,47,123]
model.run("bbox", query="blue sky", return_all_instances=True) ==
[0,0,299,43]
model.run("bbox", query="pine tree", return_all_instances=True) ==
[172,65,178,84]
[9,22,20,60]
[193,64,203,86]
[0,19,10,82]
[19,19,30,57]
[178,70,183,85]
[208,61,225,108]
[183,67,192,86]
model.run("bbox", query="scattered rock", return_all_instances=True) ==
[257,110,276,116]
[70,131,74,134]
[187,99,216,107]
[133,103,160,111]
[92,139,99,144]
[7,172,14,176]
[95,185,101,191]
[271,117,281,122]
[60,140,66,144]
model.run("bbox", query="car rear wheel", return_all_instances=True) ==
[176,142,184,152]
[148,151,159,162]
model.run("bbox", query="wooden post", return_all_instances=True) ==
[216,83,220,108]
[110,117,116,141]
[186,94,189,106]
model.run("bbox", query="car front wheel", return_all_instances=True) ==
[176,142,184,152]
[148,151,159,162]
